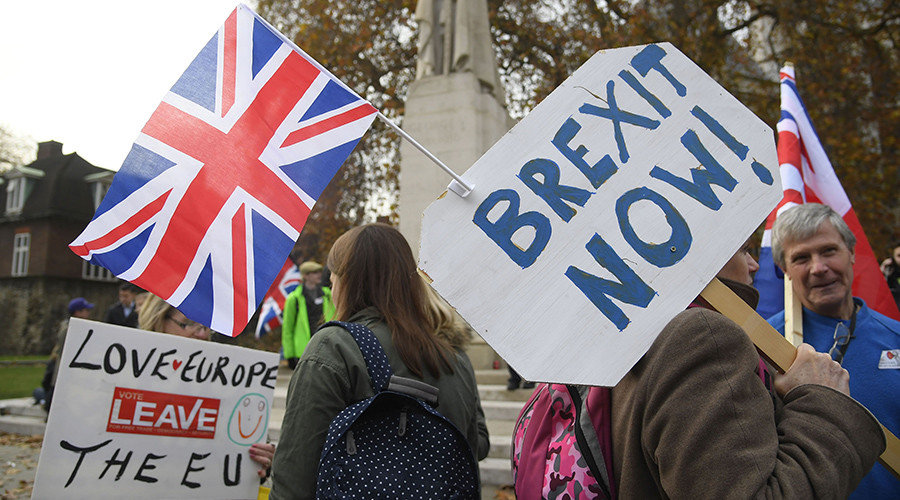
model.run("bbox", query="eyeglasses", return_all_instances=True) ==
[828,322,854,364]
[166,315,202,331]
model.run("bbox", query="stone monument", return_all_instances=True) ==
[399,0,511,255]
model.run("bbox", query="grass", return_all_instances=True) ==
[0,355,47,362]
[0,358,48,400]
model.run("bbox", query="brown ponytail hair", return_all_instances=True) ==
[327,224,454,378]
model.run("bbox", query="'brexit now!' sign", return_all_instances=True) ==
[420,43,781,386]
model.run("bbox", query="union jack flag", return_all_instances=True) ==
[255,258,301,338]
[69,4,378,335]
[755,64,899,320]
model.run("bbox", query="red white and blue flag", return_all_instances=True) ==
[755,64,900,320]
[69,4,378,335]
[255,258,301,338]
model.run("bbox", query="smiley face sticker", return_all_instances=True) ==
[227,393,269,445]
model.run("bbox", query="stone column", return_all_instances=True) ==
[401,0,510,256]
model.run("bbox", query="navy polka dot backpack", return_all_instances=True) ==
[315,321,480,499]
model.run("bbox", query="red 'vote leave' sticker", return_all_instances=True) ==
[106,387,220,439]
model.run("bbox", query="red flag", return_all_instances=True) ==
[757,64,899,320]
[255,258,301,338]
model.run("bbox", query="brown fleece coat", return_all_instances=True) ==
[611,281,885,498]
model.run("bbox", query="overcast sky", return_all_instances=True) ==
[1,0,251,170]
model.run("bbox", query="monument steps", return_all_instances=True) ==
[0,398,46,436]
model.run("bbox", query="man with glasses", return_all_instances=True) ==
[767,203,899,498]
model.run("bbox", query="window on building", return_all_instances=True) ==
[82,261,117,282]
[5,177,27,214]
[11,232,30,276]
[91,181,110,210]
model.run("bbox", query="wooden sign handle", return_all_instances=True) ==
[700,278,899,479]
[700,278,794,371]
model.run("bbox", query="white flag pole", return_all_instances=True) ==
[376,112,474,197]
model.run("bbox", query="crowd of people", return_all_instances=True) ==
[41,203,898,498]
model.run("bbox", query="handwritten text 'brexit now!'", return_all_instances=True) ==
[474,44,773,331]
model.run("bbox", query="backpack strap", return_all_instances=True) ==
[571,385,615,499]
[387,376,440,406]
[321,321,393,392]
[512,384,554,499]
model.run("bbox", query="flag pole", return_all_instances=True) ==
[784,275,804,346]
[780,60,804,347]
[376,112,474,197]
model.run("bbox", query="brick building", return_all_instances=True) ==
[0,141,120,354]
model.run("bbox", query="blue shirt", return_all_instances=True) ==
[768,299,900,499]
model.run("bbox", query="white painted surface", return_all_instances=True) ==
[33,319,278,499]
[420,43,781,386]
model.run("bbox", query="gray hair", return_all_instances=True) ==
[771,203,856,267]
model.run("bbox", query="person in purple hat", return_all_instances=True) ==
[40,297,95,410]
[67,297,94,318]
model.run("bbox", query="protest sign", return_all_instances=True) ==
[32,319,279,499]
[420,42,781,386]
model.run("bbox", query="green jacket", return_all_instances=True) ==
[282,286,334,359]
[270,307,489,499]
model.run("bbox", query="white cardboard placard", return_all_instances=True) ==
[420,43,781,386]
[32,318,279,499]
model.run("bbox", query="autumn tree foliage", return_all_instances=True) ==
[0,124,36,173]
[257,0,899,261]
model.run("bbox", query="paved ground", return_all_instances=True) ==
[0,433,41,500]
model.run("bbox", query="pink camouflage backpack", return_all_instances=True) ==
[511,384,615,499]
[511,349,772,499]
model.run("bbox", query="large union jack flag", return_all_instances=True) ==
[69,4,378,335]
[255,258,301,338]
[755,64,899,320]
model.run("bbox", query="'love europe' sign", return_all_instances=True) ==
[33,318,278,499]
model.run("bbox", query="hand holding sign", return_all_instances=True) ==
[421,43,781,386]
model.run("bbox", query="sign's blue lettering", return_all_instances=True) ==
[579,80,660,163]
[473,189,552,269]
[616,187,692,267]
[618,69,671,119]
[551,117,618,189]
[565,234,656,331]
[470,43,773,329]
[751,161,774,185]
[518,158,592,222]
[630,44,686,97]
[691,106,749,160]
[650,129,738,210]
